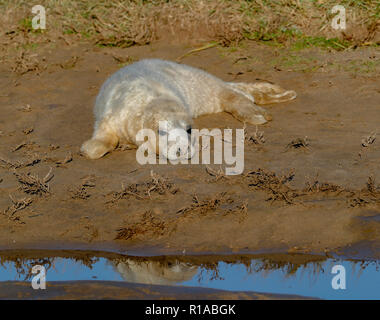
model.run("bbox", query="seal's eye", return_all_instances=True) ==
[186,127,192,135]
[158,130,167,136]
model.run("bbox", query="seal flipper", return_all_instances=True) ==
[81,121,119,159]
[228,82,297,105]
[219,88,272,125]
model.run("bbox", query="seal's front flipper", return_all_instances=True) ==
[80,138,116,159]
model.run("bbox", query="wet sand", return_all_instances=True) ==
[0,280,316,300]
[1,41,380,261]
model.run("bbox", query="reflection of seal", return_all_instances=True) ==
[81,59,296,159]
[113,260,198,285]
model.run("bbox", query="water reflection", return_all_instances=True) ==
[0,251,379,299]
[113,260,198,285]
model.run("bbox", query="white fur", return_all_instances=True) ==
[81,59,296,159]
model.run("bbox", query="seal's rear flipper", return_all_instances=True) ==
[220,88,272,125]
[229,82,297,105]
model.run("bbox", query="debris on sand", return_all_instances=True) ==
[3,195,33,222]
[245,126,265,145]
[224,200,248,222]
[245,168,297,204]
[107,171,178,203]
[17,104,32,112]
[108,183,146,202]
[177,192,232,216]
[11,51,43,75]
[47,152,73,166]
[11,142,27,152]
[205,166,229,182]
[11,141,38,153]
[59,55,79,69]
[69,176,96,200]
[366,176,377,194]
[361,131,376,148]
[14,168,53,196]
[358,131,377,159]
[22,128,34,135]
[177,42,219,61]
[304,174,345,193]
[286,137,309,150]
[349,176,380,207]
[0,155,40,169]
[48,144,60,151]
[146,170,179,197]
[57,152,73,165]
[111,54,135,65]
[115,211,168,241]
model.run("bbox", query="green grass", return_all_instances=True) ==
[291,36,351,51]
[18,17,44,34]
[244,26,355,51]
[341,59,380,74]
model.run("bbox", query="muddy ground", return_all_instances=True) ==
[0,39,380,260]
[0,281,312,300]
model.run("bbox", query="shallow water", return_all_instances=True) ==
[0,251,379,299]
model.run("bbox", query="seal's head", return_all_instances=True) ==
[142,98,195,161]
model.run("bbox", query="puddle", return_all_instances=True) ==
[0,251,379,299]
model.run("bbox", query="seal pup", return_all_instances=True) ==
[113,259,198,285]
[81,59,296,160]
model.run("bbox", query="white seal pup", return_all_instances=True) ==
[81,58,296,160]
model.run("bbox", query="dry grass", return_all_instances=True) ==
[14,168,53,196]
[224,200,248,222]
[11,141,35,152]
[69,176,95,200]
[245,168,298,204]
[244,168,380,207]
[177,192,232,215]
[3,194,33,222]
[286,137,309,150]
[146,170,179,196]
[349,176,380,207]
[304,174,345,193]
[107,170,178,203]
[0,154,40,169]
[115,211,168,241]
[245,126,265,145]
[45,152,73,166]
[10,50,44,75]
[205,165,229,182]
[0,0,378,56]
